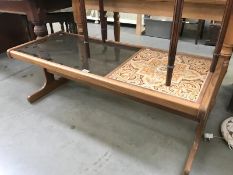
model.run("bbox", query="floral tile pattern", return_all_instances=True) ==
[107,49,211,102]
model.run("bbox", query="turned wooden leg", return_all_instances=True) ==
[72,0,90,58]
[26,0,48,39]
[113,12,120,61]
[114,12,120,42]
[72,0,84,35]
[136,14,144,35]
[99,0,107,42]
[25,18,36,40]
[33,22,48,39]
[28,69,68,103]
[29,11,48,39]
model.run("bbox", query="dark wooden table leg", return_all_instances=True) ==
[114,12,120,42]
[166,0,184,86]
[103,11,108,41]
[113,12,120,61]
[72,0,90,58]
[228,92,233,113]
[25,0,48,39]
[99,0,107,42]
[28,69,68,103]
[180,18,186,36]
[72,0,85,35]
[195,19,205,45]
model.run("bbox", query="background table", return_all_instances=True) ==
[1,0,232,52]
[0,0,71,38]
[72,0,233,57]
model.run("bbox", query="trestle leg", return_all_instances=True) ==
[27,69,68,103]
[183,114,207,175]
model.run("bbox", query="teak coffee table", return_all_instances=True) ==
[7,0,233,175]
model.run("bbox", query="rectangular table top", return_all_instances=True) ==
[8,32,214,118]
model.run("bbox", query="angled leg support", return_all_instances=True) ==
[183,112,207,175]
[28,69,68,103]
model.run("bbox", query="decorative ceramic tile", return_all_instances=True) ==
[107,49,211,102]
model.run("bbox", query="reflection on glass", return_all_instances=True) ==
[17,33,139,76]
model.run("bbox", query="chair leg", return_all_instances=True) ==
[200,20,205,39]
[27,69,68,103]
[227,92,233,113]
[183,116,206,175]
[180,18,186,36]
[195,19,205,45]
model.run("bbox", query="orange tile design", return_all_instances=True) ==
[107,49,211,102]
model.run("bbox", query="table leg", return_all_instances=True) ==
[136,14,144,35]
[228,93,233,113]
[183,121,204,175]
[114,12,120,42]
[25,0,48,38]
[28,69,68,103]
[195,19,205,45]
[72,0,84,35]
[180,18,186,36]
[102,11,108,42]
[72,0,90,58]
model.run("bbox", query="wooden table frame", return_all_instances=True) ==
[7,31,229,175]
[5,0,233,175]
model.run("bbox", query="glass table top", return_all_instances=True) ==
[12,32,211,102]
[15,33,140,76]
